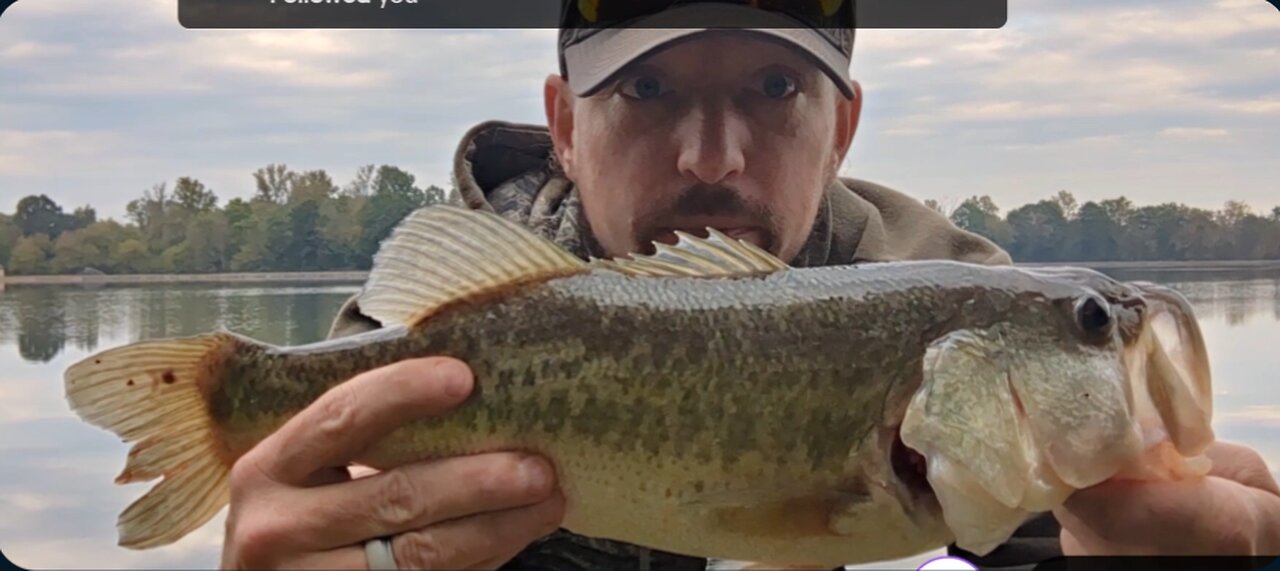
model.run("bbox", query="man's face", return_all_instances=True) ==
[545,32,861,262]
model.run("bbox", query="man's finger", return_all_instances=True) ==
[249,357,474,486]
[285,452,557,549]
[289,493,566,570]
[388,494,566,570]
[1054,476,1257,554]
[1205,441,1280,496]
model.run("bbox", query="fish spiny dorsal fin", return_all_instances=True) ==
[358,205,589,327]
[589,228,789,278]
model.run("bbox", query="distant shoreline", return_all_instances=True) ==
[1022,259,1280,272]
[0,271,369,286]
[3,260,1279,287]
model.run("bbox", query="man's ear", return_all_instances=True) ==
[545,74,577,177]
[832,79,863,173]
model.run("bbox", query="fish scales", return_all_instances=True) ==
[211,263,1031,466]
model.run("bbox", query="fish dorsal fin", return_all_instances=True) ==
[589,229,789,278]
[358,205,589,327]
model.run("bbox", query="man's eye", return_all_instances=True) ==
[758,72,798,99]
[620,76,667,100]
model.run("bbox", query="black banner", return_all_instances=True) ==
[176,0,1008,29]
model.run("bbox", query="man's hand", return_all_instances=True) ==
[1055,441,1280,555]
[220,357,566,570]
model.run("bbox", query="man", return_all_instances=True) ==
[218,1,1280,569]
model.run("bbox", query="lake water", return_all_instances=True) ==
[1,268,1278,569]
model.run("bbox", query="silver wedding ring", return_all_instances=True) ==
[365,536,399,570]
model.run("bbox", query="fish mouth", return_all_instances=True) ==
[1123,281,1216,456]
[890,428,934,501]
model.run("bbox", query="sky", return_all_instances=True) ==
[0,0,1278,221]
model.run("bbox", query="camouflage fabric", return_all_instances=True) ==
[327,120,1061,570]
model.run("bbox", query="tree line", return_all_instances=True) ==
[0,164,446,275]
[931,191,1280,262]
[1,176,1278,275]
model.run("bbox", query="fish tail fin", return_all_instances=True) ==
[64,332,240,550]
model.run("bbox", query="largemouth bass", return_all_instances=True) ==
[63,205,1216,566]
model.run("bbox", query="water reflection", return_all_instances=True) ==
[1099,268,1280,326]
[0,283,362,360]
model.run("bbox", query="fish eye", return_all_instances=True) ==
[1075,295,1114,338]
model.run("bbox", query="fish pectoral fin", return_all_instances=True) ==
[589,228,789,278]
[357,205,590,327]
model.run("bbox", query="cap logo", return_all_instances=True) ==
[578,0,599,22]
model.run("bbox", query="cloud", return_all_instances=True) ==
[1220,405,1280,428]
[1220,97,1280,114]
[0,130,130,176]
[1160,127,1231,140]
[0,0,1277,219]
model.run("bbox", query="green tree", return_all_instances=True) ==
[1217,200,1252,228]
[159,242,189,273]
[1006,200,1068,262]
[8,234,53,274]
[1072,202,1121,261]
[127,182,186,254]
[1126,204,1184,260]
[344,165,375,197]
[951,196,1012,248]
[1171,207,1219,260]
[70,206,97,231]
[111,239,150,273]
[231,201,292,271]
[0,214,19,268]
[51,230,101,273]
[183,211,232,272]
[173,177,218,213]
[14,195,70,238]
[290,170,338,204]
[1052,190,1079,220]
[287,199,325,270]
[320,194,365,269]
[224,197,254,264]
[253,164,294,204]
[358,165,424,264]
[424,184,447,206]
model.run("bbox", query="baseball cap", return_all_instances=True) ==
[558,0,857,100]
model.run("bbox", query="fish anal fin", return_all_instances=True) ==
[358,206,590,328]
[683,486,864,541]
[590,228,789,278]
[707,496,841,541]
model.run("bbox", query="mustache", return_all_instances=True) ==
[631,183,778,254]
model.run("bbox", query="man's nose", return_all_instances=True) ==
[675,105,748,185]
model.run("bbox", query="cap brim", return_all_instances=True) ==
[562,3,854,100]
